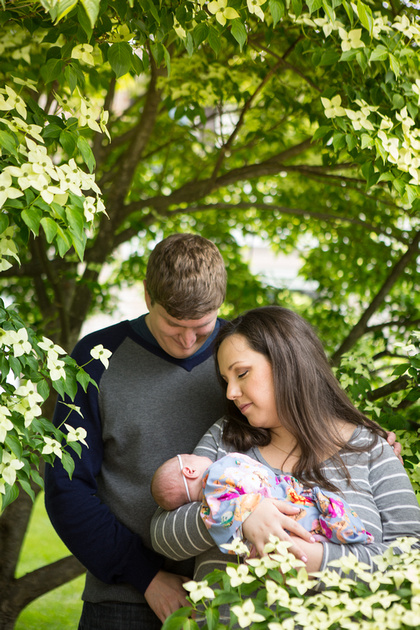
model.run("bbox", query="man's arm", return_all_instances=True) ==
[44,329,164,594]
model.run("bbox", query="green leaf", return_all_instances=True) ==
[319,50,341,66]
[5,435,23,459]
[392,93,405,110]
[370,45,388,62]
[108,42,133,78]
[307,0,323,13]
[19,478,36,502]
[340,49,358,62]
[69,230,87,261]
[185,32,194,56]
[150,42,164,66]
[162,613,192,630]
[231,20,247,51]
[404,184,417,207]
[131,53,144,75]
[332,132,346,150]
[61,451,75,479]
[77,136,96,172]
[393,362,410,376]
[40,217,58,243]
[37,378,50,401]
[392,178,406,196]
[68,441,82,458]
[360,133,373,149]
[0,213,9,233]
[346,134,357,151]
[30,468,45,490]
[341,0,354,24]
[40,57,63,83]
[205,606,219,630]
[0,483,19,512]
[357,0,373,35]
[208,26,221,56]
[54,0,78,22]
[389,53,400,77]
[43,123,64,139]
[55,225,72,257]
[59,129,78,156]
[193,22,209,47]
[22,206,43,236]
[78,2,94,36]
[269,0,284,26]
[65,206,85,240]
[0,130,18,157]
[312,126,332,142]
[76,369,93,392]
[64,64,79,94]
[291,0,302,17]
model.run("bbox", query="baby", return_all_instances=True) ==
[151,452,373,552]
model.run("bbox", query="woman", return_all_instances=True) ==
[151,306,420,580]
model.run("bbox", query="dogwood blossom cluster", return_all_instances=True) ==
[175,535,420,630]
[0,331,112,499]
[320,93,420,188]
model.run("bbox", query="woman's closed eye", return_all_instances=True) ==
[238,370,248,378]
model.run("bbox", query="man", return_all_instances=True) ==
[45,233,228,629]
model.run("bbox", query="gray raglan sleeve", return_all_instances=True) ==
[150,419,226,560]
[320,443,420,576]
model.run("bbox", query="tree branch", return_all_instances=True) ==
[11,556,85,611]
[210,59,284,181]
[367,375,411,401]
[331,229,420,365]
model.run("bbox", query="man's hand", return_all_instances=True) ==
[242,498,316,561]
[386,431,403,464]
[144,570,190,623]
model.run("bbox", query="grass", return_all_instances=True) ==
[15,492,84,630]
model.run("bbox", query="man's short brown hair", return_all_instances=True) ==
[145,233,227,319]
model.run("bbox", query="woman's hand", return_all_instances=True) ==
[386,431,403,464]
[242,498,316,562]
[288,535,324,574]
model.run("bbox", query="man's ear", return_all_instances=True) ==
[182,466,200,480]
[143,281,152,310]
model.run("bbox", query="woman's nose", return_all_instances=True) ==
[226,381,241,400]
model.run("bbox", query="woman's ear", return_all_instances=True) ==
[182,466,200,480]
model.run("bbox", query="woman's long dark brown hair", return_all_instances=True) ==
[214,306,387,492]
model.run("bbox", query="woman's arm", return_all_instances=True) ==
[150,419,226,560]
[319,441,420,577]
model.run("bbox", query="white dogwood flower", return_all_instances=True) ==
[90,344,112,368]
[0,171,24,209]
[339,28,364,51]
[226,564,255,587]
[183,580,215,603]
[0,406,13,442]
[0,451,24,486]
[64,424,88,447]
[42,437,63,458]
[231,599,265,628]
[321,95,346,118]
[7,328,32,357]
